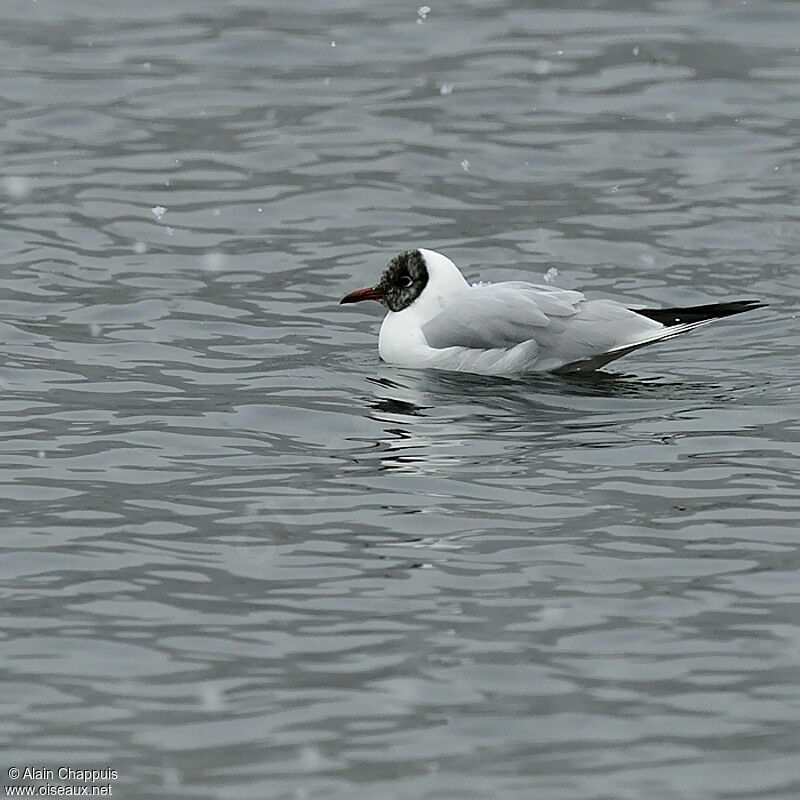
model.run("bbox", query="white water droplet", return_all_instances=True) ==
[165,226,174,236]
[202,252,225,272]
[632,46,640,56]
[298,746,326,772]
[199,683,224,711]
[89,323,101,337]
[133,241,147,254]
[37,450,46,459]
[543,267,558,283]
[417,5,431,22]
[161,768,180,788]
[330,40,336,47]
[439,83,453,95]
[2,176,31,199]
[460,159,470,171]
[151,205,166,220]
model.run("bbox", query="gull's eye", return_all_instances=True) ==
[399,275,412,288]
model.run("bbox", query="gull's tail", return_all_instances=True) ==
[630,300,766,327]
[558,299,766,372]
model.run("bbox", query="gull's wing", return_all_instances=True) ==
[421,282,585,349]
[420,281,665,371]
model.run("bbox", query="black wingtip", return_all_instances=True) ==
[631,300,767,327]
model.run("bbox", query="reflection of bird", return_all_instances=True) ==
[341,249,765,375]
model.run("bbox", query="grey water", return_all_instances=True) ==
[1,1,799,798]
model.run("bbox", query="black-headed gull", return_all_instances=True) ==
[340,248,765,374]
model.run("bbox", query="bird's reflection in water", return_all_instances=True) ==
[360,365,727,474]
[367,364,693,413]
[367,378,429,418]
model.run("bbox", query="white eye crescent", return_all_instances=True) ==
[400,275,412,288]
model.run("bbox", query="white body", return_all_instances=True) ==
[377,249,704,375]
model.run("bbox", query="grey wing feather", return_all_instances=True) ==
[420,281,668,372]
[421,282,586,350]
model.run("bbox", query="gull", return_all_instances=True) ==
[340,248,765,374]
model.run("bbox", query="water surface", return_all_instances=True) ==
[1,1,799,798]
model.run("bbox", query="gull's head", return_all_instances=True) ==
[340,248,467,312]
